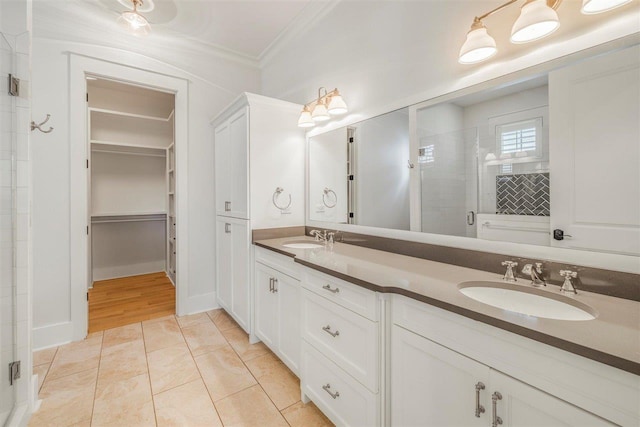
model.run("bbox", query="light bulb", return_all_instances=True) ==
[511,0,559,44]
[118,0,151,37]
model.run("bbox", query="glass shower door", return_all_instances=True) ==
[0,32,17,425]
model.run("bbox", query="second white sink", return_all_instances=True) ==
[458,281,596,321]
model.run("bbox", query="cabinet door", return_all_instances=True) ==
[254,262,278,349]
[391,325,489,427]
[230,219,250,332]
[549,45,640,255]
[277,273,300,374]
[214,122,231,216]
[489,370,616,427]
[215,217,232,311]
[229,108,249,219]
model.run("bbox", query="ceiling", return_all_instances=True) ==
[35,0,321,61]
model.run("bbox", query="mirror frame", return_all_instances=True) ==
[305,35,640,274]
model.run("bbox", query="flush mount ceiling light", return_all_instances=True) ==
[118,0,151,37]
[298,87,348,129]
[458,0,631,64]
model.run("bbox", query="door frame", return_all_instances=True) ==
[69,54,189,341]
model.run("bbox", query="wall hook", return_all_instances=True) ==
[31,114,54,133]
[407,160,415,169]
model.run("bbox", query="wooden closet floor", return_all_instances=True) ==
[88,272,175,333]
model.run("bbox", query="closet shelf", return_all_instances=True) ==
[90,107,172,122]
[91,141,168,157]
[92,211,167,218]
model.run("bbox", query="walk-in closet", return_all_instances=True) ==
[86,78,177,332]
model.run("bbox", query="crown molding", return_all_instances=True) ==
[258,0,342,68]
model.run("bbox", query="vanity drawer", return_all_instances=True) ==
[302,289,379,392]
[302,268,378,320]
[254,246,300,280]
[301,341,378,427]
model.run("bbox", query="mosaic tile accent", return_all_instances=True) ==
[496,173,549,216]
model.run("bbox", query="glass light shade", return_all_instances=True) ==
[118,10,151,37]
[327,94,348,115]
[297,109,315,128]
[511,0,559,44]
[458,25,497,65]
[581,0,632,13]
[311,102,330,122]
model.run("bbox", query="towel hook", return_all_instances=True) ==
[272,187,292,211]
[322,187,337,208]
[31,114,54,133]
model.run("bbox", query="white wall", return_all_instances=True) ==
[30,36,259,346]
[353,108,410,231]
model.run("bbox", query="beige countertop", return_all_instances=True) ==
[255,236,640,375]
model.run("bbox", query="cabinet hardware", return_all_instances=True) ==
[273,278,278,293]
[225,201,231,212]
[269,278,274,292]
[8,361,20,385]
[322,284,340,294]
[322,325,340,337]
[225,223,231,233]
[475,382,485,418]
[491,392,503,427]
[322,383,340,399]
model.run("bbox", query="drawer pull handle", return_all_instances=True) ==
[322,325,340,337]
[322,383,340,399]
[273,278,278,293]
[322,284,340,294]
[269,278,274,292]
[475,382,485,418]
[491,392,503,427]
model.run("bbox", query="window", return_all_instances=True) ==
[418,144,435,164]
[496,118,542,157]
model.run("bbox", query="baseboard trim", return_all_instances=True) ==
[183,292,218,316]
[33,321,74,350]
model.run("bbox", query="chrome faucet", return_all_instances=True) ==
[310,229,327,242]
[501,261,518,282]
[522,263,546,287]
[559,270,578,294]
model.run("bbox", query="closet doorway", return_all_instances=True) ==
[86,78,177,332]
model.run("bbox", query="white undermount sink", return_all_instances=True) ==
[458,281,597,321]
[282,240,324,249]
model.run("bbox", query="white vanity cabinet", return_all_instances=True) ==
[212,93,305,333]
[254,247,301,374]
[391,295,638,427]
[300,268,381,427]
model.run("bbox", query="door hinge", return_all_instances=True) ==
[349,137,354,143]
[86,226,89,235]
[87,292,89,301]
[348,175,354,181]
[86,93,89,102]
[9,361,20,385]
[349,212,354,218]
[86,159,89,169]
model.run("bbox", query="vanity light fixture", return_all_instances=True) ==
[459,0,631,64]
[118,0,151,37]
[298,87,348,128]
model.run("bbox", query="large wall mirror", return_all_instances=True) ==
[308,41,639,260]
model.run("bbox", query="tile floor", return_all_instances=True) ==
[29,309,334,427]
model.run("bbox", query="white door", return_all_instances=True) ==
[214,122,231,216]
[254,262,278,349]
[277,273,300,374]
[549,45,640,255]
[229,108,249,219]
[489,370,616,426]
[230,218,250,332]
[215,217,232,311]
[391,325,490,427]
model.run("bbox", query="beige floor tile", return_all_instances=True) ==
[142,314,176,326]
[206,309,240,331]
[215,384,288,427]
[33,347,58,367]
[176,312,212,328]
[47,334,103,380]
[222,327,269,362]
[98,339,148,386]
[92,373,156,427]
[102,322,143,348]
[245,352,300,410]
[281,401,335,427]
[33,364,49,393]
[29,368,97,427]
[195,346,257,402]
[142,316,184,353]
[147,342,200,395]
[182,320,228,356]
[154,379,223,427]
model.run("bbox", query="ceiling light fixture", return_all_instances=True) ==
[298,87,348,129]
[458,0,630,64]
[118,0,151,37]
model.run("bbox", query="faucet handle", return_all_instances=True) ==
[501,261,518,267]
[534,262,543,272]
[559,270,578,294]
[559,270,577,279]
[502,260,518,282]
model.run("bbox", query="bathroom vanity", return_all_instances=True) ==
[253,237,639,427]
